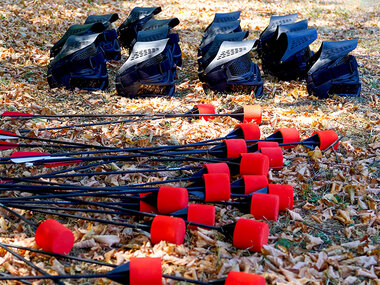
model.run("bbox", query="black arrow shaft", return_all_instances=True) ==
[1,133,116,149]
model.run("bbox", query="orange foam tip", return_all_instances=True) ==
[312,130,339,150]
[250,193,280,221]
[194,104,215,121]
[224,139,247,159]
[232,219,269,252]
[242,175,268,194]
[203,173,231,202]
[243,105,262,124]
[157,186,188,214]
[130,257,162,285]
[234,123,261,141]
[203,162,230,179]
[260,147,283,168]
[187,204,215,230]
[150,215,186,245]
[225,271,266,285]
[35,219,74,254]
[240,153,270,176]
[268,184,294,210]
[257,141,279,150]
[274,128,300,149]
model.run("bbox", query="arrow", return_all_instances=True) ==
[0,140,114,150]
[9,105,262,133]
[0,243,65,285]
[0,242,265,284]
[0,130,115,149]
[2,104,262,122]
[0,254,225,284]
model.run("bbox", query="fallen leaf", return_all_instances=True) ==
[304,234,324,249]
[93,235,120,247]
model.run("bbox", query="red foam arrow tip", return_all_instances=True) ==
[0,141,19,150]
[2,111,34,118]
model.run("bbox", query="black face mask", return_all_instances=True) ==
[115,38,176,97]
[117,7,162,49]
[47,33,109,91]
[199,39,263,97]
[306,39,361,98]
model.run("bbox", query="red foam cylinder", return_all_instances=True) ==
[225,271,266,285]
[157,186,188,214]
[242,175,269,194]
[150,215,186,245]
[203,162,230,179]
[139,193,157,213]
[250,193,279,221]
[35,219,74,254]
[268,184,294,210]
[312,130,339,150]
[232,219,269,252]
[234,123,261,141]
[257,141,279,150]
[194,104,215,121]
[240,153,270,176]
[243,105,262,124]
[225,139,247,159]
[275,128,300,149]
[187,204,215,230]
[260,147,283,168]
[130,257,162,285]
[203,173,231,202]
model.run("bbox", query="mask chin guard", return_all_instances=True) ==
[116,38,176,97]
[199,39,263,97]
[306,39,361,98]
[117,7,161,49]
[47,34,108,91]
[260,27,317,80]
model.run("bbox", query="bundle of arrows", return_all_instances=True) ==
[0,103,343,284]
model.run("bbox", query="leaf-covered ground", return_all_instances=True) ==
[0,0,379,284]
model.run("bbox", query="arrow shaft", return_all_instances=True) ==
[0,244,65,285]
[0,142,106,149]
[8,112,241,119]
[13,165,200,179]
[0,242,209,284]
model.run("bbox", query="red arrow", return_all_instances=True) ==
[0,130,115,149]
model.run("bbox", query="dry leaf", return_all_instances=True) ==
[73,238,97,249]
[304,234,324,249]
[288,209,304,221]
[93,235,120,247]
